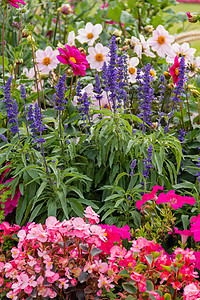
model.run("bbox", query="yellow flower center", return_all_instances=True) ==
[95,53,104,62]
[69,57,76,64]
[149,69,156,77]
[87,33,94,39]
[61,281,64,285]
[129,67,136,75]
[157,36,165,45]
[43,57,51,66]
[175,68,179,76]
[128,262,132,267]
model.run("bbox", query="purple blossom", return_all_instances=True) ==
[130,159,136,176]
[56,74,67,111]
[137,63,155,133]
[143,145,153,178]
[0,134,7,142]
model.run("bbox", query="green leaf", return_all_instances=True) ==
[119,269,130,278]
[37,181,47,198]
[91,248,102,256]
[146,280,154,292]
[48,199,57,217]
[145,255,153,265]
[29,202,44,223]
[164,293,172,300]
[122,282,137,294]
[70,199,84,217]
[181,215,189,230]
[56,191,69,219]
[107,7,121,22]
[120,11,133,24]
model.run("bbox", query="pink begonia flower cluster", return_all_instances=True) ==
[1,206,200,299]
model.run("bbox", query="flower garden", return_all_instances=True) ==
[1,0,200,299]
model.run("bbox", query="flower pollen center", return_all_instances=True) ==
[69,57,76,64]
[43,57,51,66]
[87,32,94,39]
[175,68,179,76]
[95,53,104,62]
[158,36,165,45]
[149,69,156,77]
[129,67,136,75]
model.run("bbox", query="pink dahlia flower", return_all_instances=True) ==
[147,25,174,57]
[8,0,26,8]
[36,46,59,74]
[0,164,21,216]
[169,56,180,84]
[57,45,89,76]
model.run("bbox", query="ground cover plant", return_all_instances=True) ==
[0,0,200,298]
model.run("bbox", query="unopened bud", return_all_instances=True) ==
[58,4,73,15]
[163,71,171,79]
[78,48,86,54]
[186,12,198,23]
[167,83,174,90]
[16,59,23,65]
[27,35,35,43]
[113,29,122,37]
[187,84,195,90]
[144,25,154,33]
[22,29,29,38]
[57,42,65,49]
[122,45,129,51]
[116,37,121,44]
[124,38,131,45]
[191,89,200,97]
[66,69,72,76]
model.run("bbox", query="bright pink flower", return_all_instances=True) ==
[171,227,193,244]
[136,185,163,209]
[8,0,26,8]
[0,165,21,216]
[169,56,180,84]
[191,214,200,242]
[57,45,89,76]
[84,206,100,224]
[183,283,200,300]
[11,248,20,259]
[156,190,195,209]
[45,270,59,283]
[58,278,69,289]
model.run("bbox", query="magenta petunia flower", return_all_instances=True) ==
[0,163,21,216]
[57,45,89,76]
[156,190,195,209]
[136,185,163,210]
[8,0,26,8]
[169,56,180,84]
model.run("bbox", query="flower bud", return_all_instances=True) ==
[186,12,198,23]
[58,4,73,15]
[27,35,35,43]
[124,38,131,45]
[22,29,29,38]
[16,59,23,65]
[191,89,200,98]
[113,29,122,37]
[57,42,65,49]
[187,84,195,90]
[167,83,174,90]
[144,25,154,33]
[66,69,72,76]
[78,48,86,54]
[115,37,121,44]
[163,71,171,80]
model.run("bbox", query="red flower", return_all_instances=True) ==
[8,0,26,8]
[169,56,180,84]
[136,185,163,210]
[156,190,195,209]
[57,45,89,76]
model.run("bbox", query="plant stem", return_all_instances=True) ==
[2,8,7,86]
[180,102,186,130]
[184,83,192,129]
[53,2,59,46]
[40,132,53,187]
[30,34,41,110]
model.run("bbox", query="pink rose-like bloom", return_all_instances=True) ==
[8,0,26,8]
[147,25,174,57]
[36,46,59,74]
[191,214,200,242]
[156,190,195,209]
[183,283,200,300]
[57,45,89,76]
[136,185,163,210]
